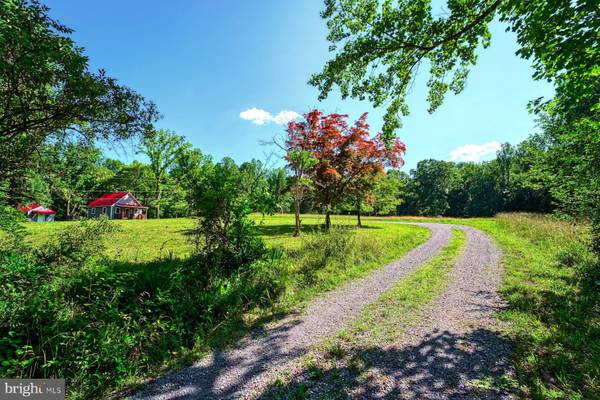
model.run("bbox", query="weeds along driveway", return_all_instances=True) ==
[130,223,509,399]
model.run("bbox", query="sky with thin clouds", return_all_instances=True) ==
[44,0,554,170]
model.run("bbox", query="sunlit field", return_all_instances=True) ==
[26,214,426,262]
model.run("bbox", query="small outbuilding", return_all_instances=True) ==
[86,192,148,220]
[18,203,57,222]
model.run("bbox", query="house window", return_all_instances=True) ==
[115,207,120,214]
[91,208,96,215]
[102,207,106,214]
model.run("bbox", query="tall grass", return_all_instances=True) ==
[424,213,600,399]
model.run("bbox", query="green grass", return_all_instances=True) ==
[26,218,196,261]
[381,213,600,399]
[21,214,430,398]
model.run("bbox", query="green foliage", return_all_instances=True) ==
[0,0,158,179]
[192,157,270,278]
[35,216,118,266]
[0,206,27,252]
[312,0,597,141]
[397,141,554,218]
[372,171,405,215]
[138,129,191,219]
[40,140,106,219]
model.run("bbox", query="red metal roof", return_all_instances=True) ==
[86,192,144,208]
[18,203,40,212]
[17,203,56,215]
[87,192,129,207]
[30,206,56,215]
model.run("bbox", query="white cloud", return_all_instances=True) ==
[449,141,502,162]
[272,110,301,125]
[240,108,300,125]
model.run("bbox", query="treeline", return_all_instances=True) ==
[397,138,553,217]
[0,120,586,223]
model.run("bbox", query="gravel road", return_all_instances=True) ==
[339,225,514,399]
[130,223,453,400]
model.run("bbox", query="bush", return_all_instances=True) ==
[0,214,123,396]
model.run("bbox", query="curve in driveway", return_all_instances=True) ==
[302,224,514,399]
[130,223,453,400]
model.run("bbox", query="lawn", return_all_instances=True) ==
[21,213,431,399]
[25,214,426,262]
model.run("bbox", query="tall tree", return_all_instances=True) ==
[286,110,404,229]
[170,147,213,213]
[372,170,405,216]
[284,149,317,236]
[138,129,189,219]
[411,160,455,216]
[0,0,158,180]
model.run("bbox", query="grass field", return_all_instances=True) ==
[25,214,425,262]
[21,214,431,398]
[21,213,600,399]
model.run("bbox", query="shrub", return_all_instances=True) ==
[0,214,123,395]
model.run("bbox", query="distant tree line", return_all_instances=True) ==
[396,139,553,217]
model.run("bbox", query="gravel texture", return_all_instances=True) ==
[339,224,514,399]
[129,224,453,400]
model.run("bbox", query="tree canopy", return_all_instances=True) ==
[0,0,159,179]
[310,0,598,140]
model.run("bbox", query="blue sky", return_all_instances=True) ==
[46,1,554,171]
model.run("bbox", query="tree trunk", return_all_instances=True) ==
[325,210,331,231]
[356,201,362,227]
[155,180,161,219]
[293,197,301,237]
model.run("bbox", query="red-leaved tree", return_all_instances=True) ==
[286,110,405,230]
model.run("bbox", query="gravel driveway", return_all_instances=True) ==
[130,224,452,400]
[130,223,511,400]
[338,225,514,399]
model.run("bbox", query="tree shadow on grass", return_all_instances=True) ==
[252,224,383,238]
[260,328,515,400]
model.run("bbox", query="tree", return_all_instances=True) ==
[170,147,213,213]
[41,140,106,219]
[138,129,189,219]
[286,110,405,229]
[0,0,159,180]
[410,160,455,216]
[372,170,405,216]
[101,160,156,209]
[265,168,291,214]
[311,0,598,141]
[284,149,317,236]
[192,158,266,275]
[239,159,271,214]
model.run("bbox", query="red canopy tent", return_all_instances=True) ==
[18,203,57,222]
